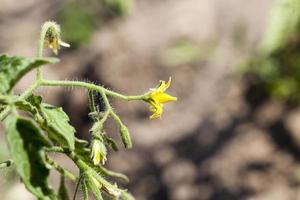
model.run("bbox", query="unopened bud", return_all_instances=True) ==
[119,125,132,149]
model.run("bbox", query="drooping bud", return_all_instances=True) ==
[41,21,70,55]
[119,125,132,149]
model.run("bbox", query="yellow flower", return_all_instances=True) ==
[43,21,70,55]
[145,78,177,119]
[90,139,107,165]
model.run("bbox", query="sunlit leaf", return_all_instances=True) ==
[0,55,58,94]
[41,104,75,150]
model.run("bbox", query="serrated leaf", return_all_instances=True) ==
[4,116,55,200]
[0,54,59,94]
[15,96,75,150]
[41,104,75,150]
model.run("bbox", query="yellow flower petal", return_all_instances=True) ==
[157,77,172,92]
[150,103,163,119]
[151,93,177,104]
[145,77,177,119]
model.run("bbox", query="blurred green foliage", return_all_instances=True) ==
[161,39,215,67]
[103,0,133,16]
[58,4,95,47]
[57,0,133,48]
[242,0,300,103]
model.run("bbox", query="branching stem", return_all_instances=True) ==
[0,79,147,121]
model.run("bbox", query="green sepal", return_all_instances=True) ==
[83,171,103,200]
[81,178,89,200]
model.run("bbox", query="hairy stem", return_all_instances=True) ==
[0,78,145,121]
[0,81,42,121]
[40,80,146,101]
[36,22,51,80]
[46,155,76,181]
[88,90,96,112]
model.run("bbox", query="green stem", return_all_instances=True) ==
[41,80,146,101]
[19,80,41,99]
[88,90,96,112]
[98,89,124,127]
[44,146,65,153]
[46,155,76,181]
[73,174,83,200]
[99,110,110,125]
[0,81,42,121]
[37,22,51,80]
[0,79,145,121]
[98,165,129,182]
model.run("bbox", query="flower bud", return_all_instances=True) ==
[42,21,70,55]
[119,125,132,149]
[90,139,107,165]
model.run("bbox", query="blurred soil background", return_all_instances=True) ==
[2,0,300,199]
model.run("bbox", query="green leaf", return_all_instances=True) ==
[15,96,75,150]
[0,54,59,94]
[104,0,133,16]
[41,104,75,150]
[4,116,55,200]
[58,176,69,200]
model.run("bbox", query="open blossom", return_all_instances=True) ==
[43,21,70,55]
[145,78,177,119]
[90,139,107,165]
